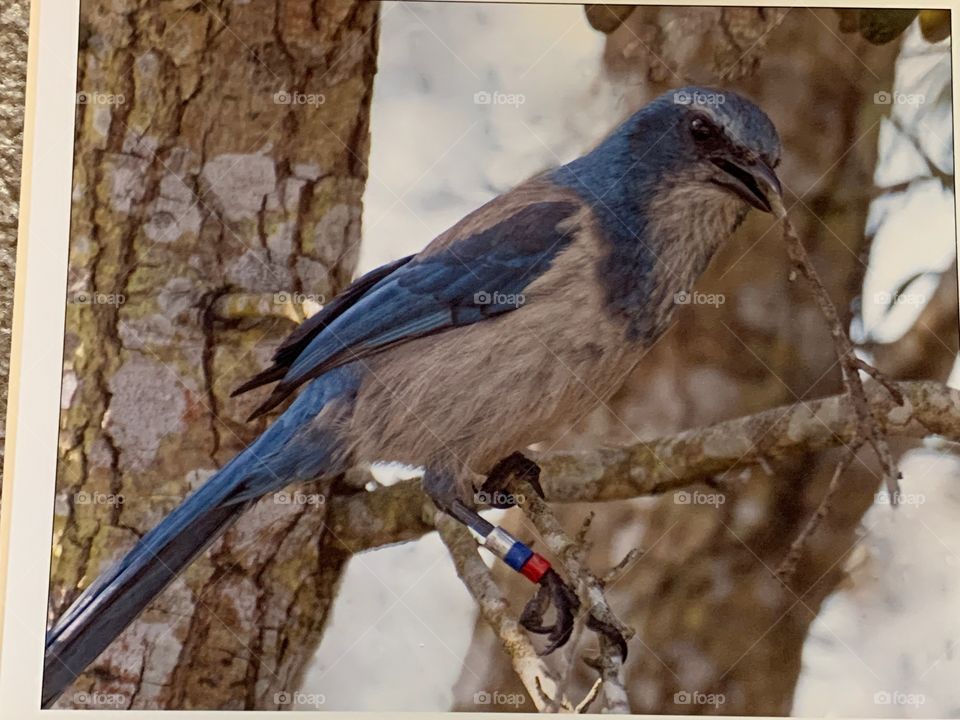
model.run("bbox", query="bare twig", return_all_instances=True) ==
[556,515,596,701]
[602,548,643,586]
[434,512,573,712]
[592,633,631,714]
[853,357,905,404]
[513,480,634,713]
[774,200,903,500]
[575,678,603,713]
[774,442,862,583]
[770,200,911,585]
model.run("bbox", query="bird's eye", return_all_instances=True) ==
[689,116,717,141]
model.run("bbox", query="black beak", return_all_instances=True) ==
[710,156,782,213]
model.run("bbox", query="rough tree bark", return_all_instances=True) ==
[454,8,953,715]
[0,0,29,478]
[49,0,379,709]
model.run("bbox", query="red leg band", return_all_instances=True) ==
[520,553,551,583]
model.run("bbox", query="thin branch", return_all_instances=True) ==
[775,200,903,499]
[590,634,630,714]
[774,441,862,584]
[514,480,633,713]
[328,380,960,554]
[434,513,573,713]
[575,678,603,713]
[603,548,642,586]
[771,202,916,583]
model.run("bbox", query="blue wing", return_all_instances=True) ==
[241,199,580,418]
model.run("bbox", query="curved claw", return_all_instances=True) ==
[586,614,629,661]
[519,580,553,633]
[519,568,580,655]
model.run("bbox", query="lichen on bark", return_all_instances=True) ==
[49,0,379,709]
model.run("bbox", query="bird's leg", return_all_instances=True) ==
[446,498,580,655]
[423,462,579,654]
[481,453,582,654]
[486,454,631,661]
[479,451,545,508]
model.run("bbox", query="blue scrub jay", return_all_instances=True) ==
[43,86,781,706]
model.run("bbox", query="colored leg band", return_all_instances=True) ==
[480,526,551,583]
[450,501,551,584]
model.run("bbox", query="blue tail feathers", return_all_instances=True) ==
[42,367,360,707]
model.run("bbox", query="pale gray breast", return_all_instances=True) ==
[346,220,640,475]
[637,182,746,340]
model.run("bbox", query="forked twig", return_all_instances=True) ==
[434,512,573,712]
[771,199,904,582]
[513,479,634,713]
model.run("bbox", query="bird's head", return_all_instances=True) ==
[553,87,783,340]
[631,87,783,213]
[562,87,782,219]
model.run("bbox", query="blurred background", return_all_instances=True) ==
[308,3,958,715]
[49,1,957,714]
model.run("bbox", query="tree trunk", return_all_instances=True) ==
[0,0,29,479]
[456,7,917,714]
[49,0,378,709]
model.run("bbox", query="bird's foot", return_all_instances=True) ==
[479,451,545,508]
[586,612,629,661]
[519,568,581,655]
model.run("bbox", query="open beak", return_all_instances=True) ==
[710,156,782,213]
